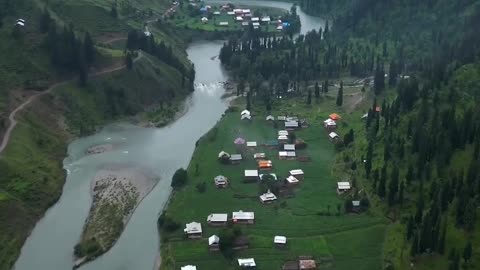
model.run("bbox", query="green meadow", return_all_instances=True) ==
[161,88,387,270]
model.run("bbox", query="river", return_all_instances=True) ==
[14,2,324,270]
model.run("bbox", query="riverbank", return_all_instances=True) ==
[158,85,387,270]
[74,166,158,267]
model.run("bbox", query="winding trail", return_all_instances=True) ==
[0,52,142,155]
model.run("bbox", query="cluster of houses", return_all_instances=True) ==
[180,110,355,269]
[193,2,288,31]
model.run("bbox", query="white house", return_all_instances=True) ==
[252,22,260,27]
[285,121,299,129]
[337,182,351,193]
[242,9,251,13]
[277,116,287,121]
[246,141,257,147]
[289,169,304,180]
[284,144,295,151]
[241,114,252,120]
[254,153,266,159]
[201,17,209,23]
[227,11,235,15]
[261,16,271,23]
[241,109,250,116]
[266,115,275,121]
[232,210,255,224]
[238,258,256,268]
[244,170,259,182]
[184,222,202,238]
[260,190,277,203]
[213,11,221,15]
[276,25,283,31]
[286,175,299,185]
[236,16,244,21]
[207,213,228,226]
[278,151,288,159]
[324,119,337,128]
[214,175,228,188]
[230,154,243,164]
[329,132,340,140]
[251,17,260,22]
[278,130,289,136]
[278,135,288,143]
[274,236,287,246]
[242,21,250,26]
[287,151,296,158]
[181,265,197,270]
[208,235,220,251]
[219,21,229,26]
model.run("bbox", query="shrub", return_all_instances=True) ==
[196,182,207,193]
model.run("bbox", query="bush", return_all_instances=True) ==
[196,182,207,193]
[157,212,181,232]
[171,168,188,188]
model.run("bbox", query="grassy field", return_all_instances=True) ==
[160,84,388,270]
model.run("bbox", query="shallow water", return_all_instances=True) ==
[14,2,324,269]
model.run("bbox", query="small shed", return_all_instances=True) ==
[278,130,289,136]
[285,121,299,129]
[242,21,250,26]
[201,17,209,23]
[329,132,340,141]
[184,222,202,239]
[279,151,288,160]
[251,17,260,22]
[299,259,317,270]
[236,16,244,21]
[218,151,230,159]
[230,154,243,164]
[266,115,275,121]
[213,11,221,15]
[276,25,283,31]
[278,135,289,144]
[232,210,255,224]
[289,169,304,180]
[207,213,228,226]
[247,141,257,147]
[352,200,360,207]
[234,137,246,145]
[227,11,235,15]
[208,235,220,251]
[284,144,296,151]
[254,153,266,159]
[181,265,197,270]
[337,182,351,193]
[241,109,251,116]
[261,16,271,23]
[241,114,252,120]
[244,170,259,182]
[260,190,277,204]
[238,258,256,268]
[324,119,337,129]
[242,9,251,14]
[274,236,287,247]
[286,175,299,185]
[214,175,228,188]
[219,21,229,26]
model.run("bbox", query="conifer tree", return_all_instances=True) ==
[336,81,343,106]
[314,81,320,98]
[307,90,312,105]
[126,53,133,70]
[463,242,472,263]
[406,216,414,240]
[378,163,387,198]
[84,32,95,65]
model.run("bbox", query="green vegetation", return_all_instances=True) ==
[159,89,386,269]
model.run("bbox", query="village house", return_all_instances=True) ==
[241,21,250,26]
[184,222,202,239]
[238,258,256,269]
[286,175,300,185]
[285,121,299,129]
[246,141,257,147]
[214,175,228,188]
[337,182,351,193]
[284,144,296,151]
[329,113,341,121]
[328,132,340,142]
[251,17,260,22]
[279,151,288,159]
[241,114,252,120]
[219,21,229,26]
[278,130,289,136]
[279,151,297,160]
[258,160,273,170]
[254,153,266,159]
[266,115,275,121]
[213,11,221,15]
[233,235,250,250]
[278,135,289,144]
[232,210,255,224]
[181,265,197,270]
[207,213,228,226]
[260,190,277,204]
[230,154,243,164]
[274,236,287,247]
[323,119,337,131]
[299,259,317,270]
[244,170,259,183]
[289,169,304,180]
[277,116,287,121]
[208,235,220,251]
[261,16,271,23]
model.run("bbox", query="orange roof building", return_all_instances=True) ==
[329,113,342,121]
[258,160,273,169]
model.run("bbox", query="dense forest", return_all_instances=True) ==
[220,0,480,268]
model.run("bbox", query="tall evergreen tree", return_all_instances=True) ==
[314,81,320,98]
[388,59,398,86]
[463,242,472,263]
[126,53,133,70]
[336,81,343,106]
[406,216,414,240]
[307,90,312,105]
[246,91,251,111]
[84,32,95,65]
[378,163,387,198]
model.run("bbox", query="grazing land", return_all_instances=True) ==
[160,84,387,270]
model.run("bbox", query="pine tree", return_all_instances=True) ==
[388,59,398,86]
[365,140,374,178]
[246,91,251,111]
[111,1,118,18]
[126,53,133,70]
[406,216,414,240]
[388,166,400,206]
[464,198,476,231]
[437,218,447,254]
[336,81,343,106]
[39,9,52,33]
[314,82,320,98]
[84,32,95,65]
[307,90,312,104]
[410,232,419,257]
[378,163,387,198]
[399,181,405,206]
[463,242,472,263]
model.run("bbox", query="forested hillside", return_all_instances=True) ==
[218,0,480,269]
[0,0,193,268]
